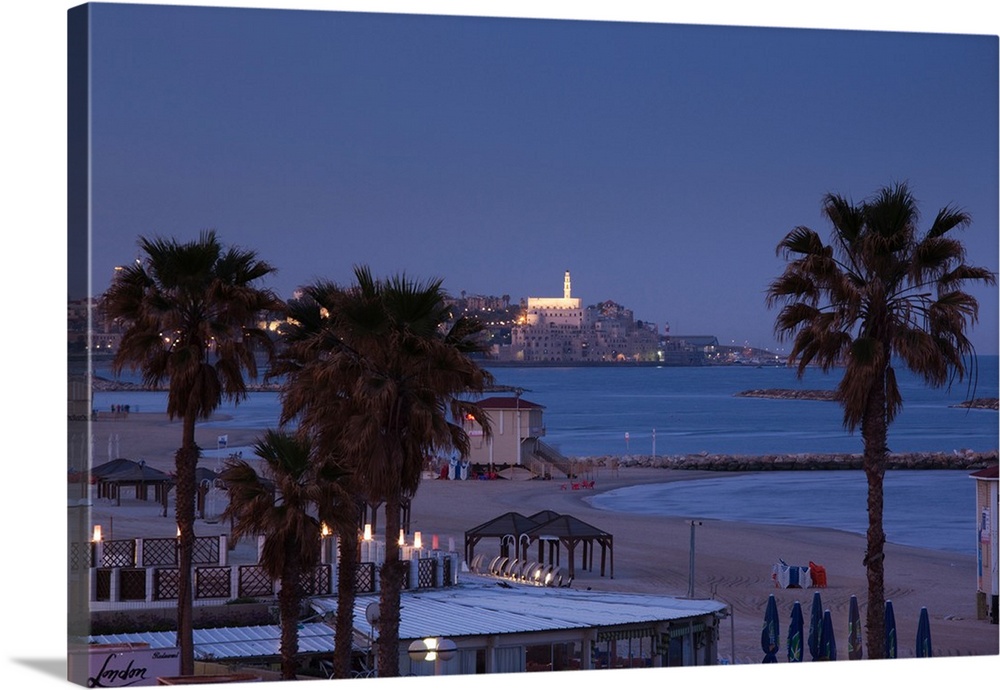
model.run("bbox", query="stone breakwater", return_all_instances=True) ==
[576,450,998,472]
[736,389,1000,411]
[953,398,1000,410]
[735,388,838,401]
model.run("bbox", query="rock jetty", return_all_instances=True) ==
[737,390,998,411]
[734,389,838,401]
[952,398,999,411]
[577,450,998,472]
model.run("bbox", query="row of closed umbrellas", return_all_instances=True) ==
[762,592,932,662]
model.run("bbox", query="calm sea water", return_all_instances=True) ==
[93,356,999,458]
[92,357,997,555]
[586,470,978,554]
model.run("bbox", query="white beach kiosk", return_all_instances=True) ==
[972,465,999,623]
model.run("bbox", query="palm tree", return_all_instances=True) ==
[101,231,282,674]
[278,266,494,677]
[766,182,995,658]
[220,430,352,679]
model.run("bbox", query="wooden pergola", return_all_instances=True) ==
[94,460,174,516]
[526,514,614,579]
[464,510,614,579]
[464,511,540,565]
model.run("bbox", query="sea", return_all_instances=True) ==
[92,357,998,555]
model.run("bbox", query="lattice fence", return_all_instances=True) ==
[299,564,332,596]
[70,542,92,571]
[416,559,437,589]
[142,538,178,566]
[154,568,180,601]
[101,540,135,568]
[95,569,112,601]
[238,565,273,598]
[192,536,221,565]
[355,563,376,593]
[195,567,232,599]
[119,568,147,601]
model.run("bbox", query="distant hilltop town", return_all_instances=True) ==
[68,270,780,367]
[443,271,778,366]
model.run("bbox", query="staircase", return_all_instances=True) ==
[524,440,574,479]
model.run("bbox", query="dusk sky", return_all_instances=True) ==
[76,2,999,354]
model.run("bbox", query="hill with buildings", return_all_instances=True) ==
[71,270,780,367]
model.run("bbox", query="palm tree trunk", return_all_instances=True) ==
[175,411,198,676]
[861,378,889,659]
[279,559,302,679]
[333,529,359,679]
[377,492,405,677]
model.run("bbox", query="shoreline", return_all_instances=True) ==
[71,413,1000,664]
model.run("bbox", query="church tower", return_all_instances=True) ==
[564,270,572,299]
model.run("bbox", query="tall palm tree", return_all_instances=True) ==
[767,182,995,658]
[278,266,494,677]
[101,230,282,674]
[220,430,352,680]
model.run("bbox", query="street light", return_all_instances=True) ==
[408,637,456,675]
[686,520,703,598]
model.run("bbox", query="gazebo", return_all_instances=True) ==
[526,513,614,579]
[464,510,614,579]
[464,511,540,565]
[94,459,174,515]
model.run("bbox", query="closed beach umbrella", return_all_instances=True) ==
[915,607,932,658]
[818,609,837,661]
[884,599,898,659]
[847,594,863,660]
[808,591,823,661]
[761,593,780,663]
[787,600,804,662]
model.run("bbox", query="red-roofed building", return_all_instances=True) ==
[464,396,549,472]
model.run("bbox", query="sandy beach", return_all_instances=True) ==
[78,412,999,665]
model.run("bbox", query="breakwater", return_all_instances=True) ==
[577,450,998,472]
[735,388,1000,411]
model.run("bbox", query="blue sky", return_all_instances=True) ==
[73,2,998,354]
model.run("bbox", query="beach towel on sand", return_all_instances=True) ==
[772,560,812,588]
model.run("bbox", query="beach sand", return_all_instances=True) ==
[78,412,999,666]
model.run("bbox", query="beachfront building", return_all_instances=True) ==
[972,465,999,623]
[84,580,728,678]
[312,579,728,674]
[465,395,544,467]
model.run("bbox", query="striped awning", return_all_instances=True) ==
[597,626,657,642]
[666,621,707,639]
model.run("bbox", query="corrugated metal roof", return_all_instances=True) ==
[89,623,335,660]
[88,580,726,660]
[312,577,726,641]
